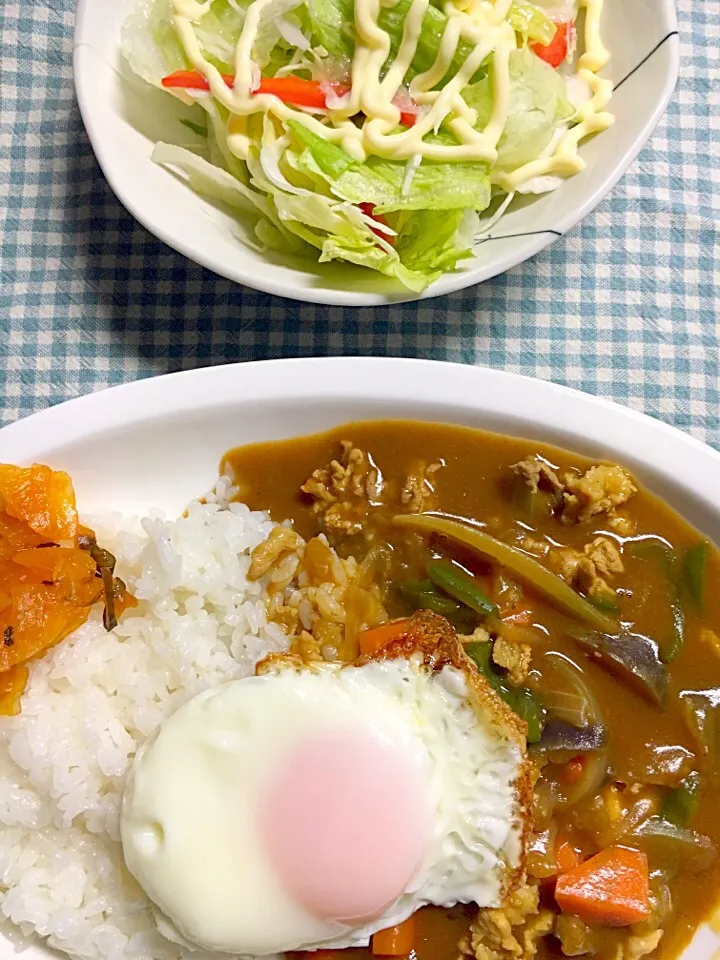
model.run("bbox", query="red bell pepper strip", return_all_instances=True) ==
[531,21,573,68]
[358,203,395,246]
[161,70,232,90]
[161,70,349,108]
[161,70,418,123]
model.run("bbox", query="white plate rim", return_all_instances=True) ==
[2,357,718,526]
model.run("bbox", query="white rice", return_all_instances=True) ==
[0,482,290,960]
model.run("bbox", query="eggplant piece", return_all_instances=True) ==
[629,742,695,787]
[679,688,720,760]
[393,513,616,631]
[570,629,668,707]
[531,719,608,755]
[628,816,716,872]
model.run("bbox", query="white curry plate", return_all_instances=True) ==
[0,358,718,959]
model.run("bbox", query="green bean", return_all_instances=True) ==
[464,641,546,743]
[427,559,497,617]
[394,513,616,631]
[627,538,675,568]
[627,537,685,662]
[683,541,708,610]
[587,591,621,614]
[397,580,468,617]
[664,594,685,663]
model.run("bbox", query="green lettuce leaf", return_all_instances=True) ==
[122,0,244,80]
[463,47,574,169]
[122,0,189,84]
[287,121,491,213]
[507,2,556,45]
[308,0,488,85]
[395,209,475,275]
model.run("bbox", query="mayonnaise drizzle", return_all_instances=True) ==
[171,0,611,183]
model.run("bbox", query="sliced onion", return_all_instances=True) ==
[533,651,604,728]
[563,750,611,808]
[570,629,668,707]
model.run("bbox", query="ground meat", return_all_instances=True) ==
[511,458,637,529]
[611,931,663,960]
[584,537,624,578]
[248,526,304,580]
[300,441,383,535]
[518,535,550,559]
[461,883,554,960]
[493,634,532,686]
[512,458,565,498]
[301,443,445,537]
[290,630,324,662]
[561,465,637,526]
[549,537,623,603]
[607,513,636,536]
[554,915,594,956]
[400,460,442,513]
[700,627,720,657]
[301,441,380,502]
[459,626,492,644]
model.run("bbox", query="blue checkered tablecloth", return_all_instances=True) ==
[1,0,718,444]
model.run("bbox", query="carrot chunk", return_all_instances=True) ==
[372,915,416,956]
[555,845,650,927]
[358,619,410,656]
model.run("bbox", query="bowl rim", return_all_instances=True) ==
[2,357,718,516]
[72,1,680,306]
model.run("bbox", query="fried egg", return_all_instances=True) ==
[120,615,529,957]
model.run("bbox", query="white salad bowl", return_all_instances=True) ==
[73,0,679,305]
[1,357,720,960]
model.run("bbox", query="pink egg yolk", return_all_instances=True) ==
[259,729,429,925]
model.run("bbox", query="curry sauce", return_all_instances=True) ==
[224,420,720,960]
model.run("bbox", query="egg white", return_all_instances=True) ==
[121,655,524,957]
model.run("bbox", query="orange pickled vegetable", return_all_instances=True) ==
[0,463,136,710]
[372,915,417,956]
[555,846,650,926]
[0,664,29,716]
[358,619,410,656]
[0,463,78,540]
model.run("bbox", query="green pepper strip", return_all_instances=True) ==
[393,513,616,631]
[659,770,702,827]
[426,558,497,617]
[396,580,476,627]
[587,592,621,615]
[683,541,708,610]
[627,538,685,663]
[465,641,546,743]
